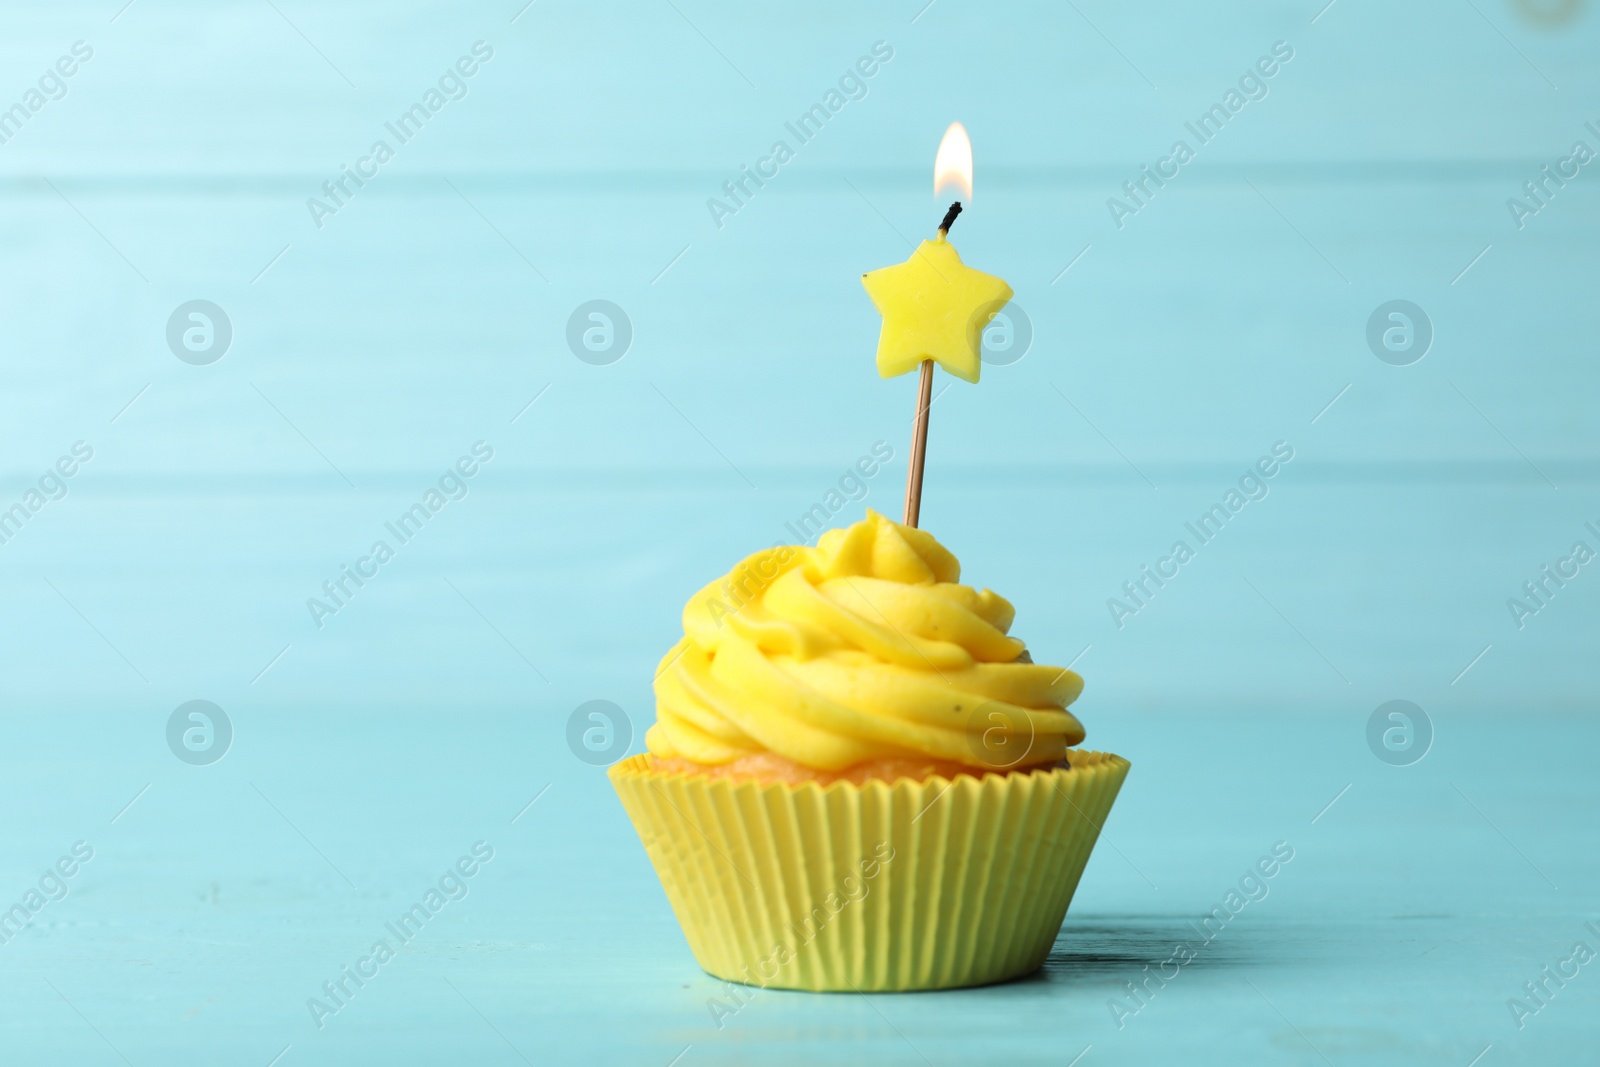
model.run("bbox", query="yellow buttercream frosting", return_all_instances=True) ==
[646,510,1086,772]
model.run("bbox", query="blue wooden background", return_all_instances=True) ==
[2,0,1597,1063]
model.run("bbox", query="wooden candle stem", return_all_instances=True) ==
[903,359,934,527]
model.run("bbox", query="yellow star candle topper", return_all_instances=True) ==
[861,235,1013,384]
[861,122,1014,529]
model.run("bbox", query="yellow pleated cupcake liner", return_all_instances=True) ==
[610,749,1130,992]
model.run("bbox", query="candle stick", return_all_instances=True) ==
[904,360,934,527]
[902,201,965,527]
[862,123,1012,531]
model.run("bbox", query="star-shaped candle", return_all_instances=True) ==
[862,122,1013,527]
[863,237,1013,384]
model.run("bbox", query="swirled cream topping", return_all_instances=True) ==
[647,510,1085,772]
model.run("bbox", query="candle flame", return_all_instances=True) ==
[933,122,973,203]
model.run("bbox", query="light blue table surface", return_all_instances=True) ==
[3,0,1599,1063]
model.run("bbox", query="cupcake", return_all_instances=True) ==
[610,510,1129,991]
